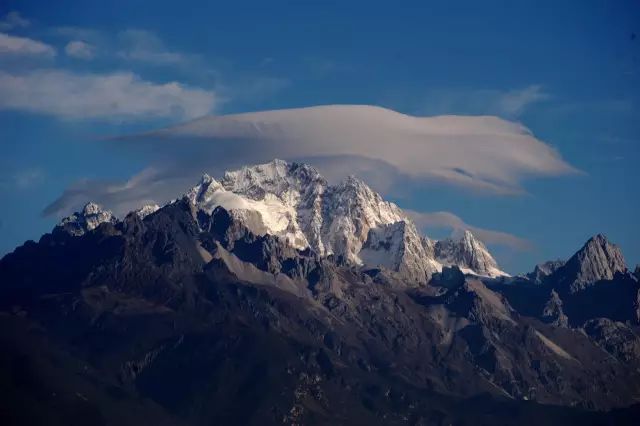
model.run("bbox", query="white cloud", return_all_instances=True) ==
[65,40,95,59]
[0,168,45,190]
[117,29,185,65]
[43,105,579,219]
[0,11,30,31]
[0,69,217,121]
[43,167,193,217]
[406,210,532,250]
[0,32,56,57]
[147,105,578,194]
[498,85,550,116]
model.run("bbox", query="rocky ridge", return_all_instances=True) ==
[2,190,640,424]
[57,159,509,281]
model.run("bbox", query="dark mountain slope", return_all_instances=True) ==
[1,200,640,425]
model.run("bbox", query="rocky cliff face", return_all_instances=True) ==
[550,234,627,293]
[527,259,566,284]
[434,230,507,277]
[55,202,117,236]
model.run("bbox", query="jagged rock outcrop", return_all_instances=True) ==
[434,230,507,277]
[135,203,160,219]
[541,289,569,327]
[550,234,627,293]
[583,319,640,364]
[360,221,440,283]
[498,234,640,330]
[527,260,566,284]
[55,202,117,236]
[430,265,466,289]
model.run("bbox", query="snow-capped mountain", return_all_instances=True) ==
[187,160,508,279]
[434,230,508,277]
[56,159,508,280]
[135,204,160,219]
[55,202,116,236]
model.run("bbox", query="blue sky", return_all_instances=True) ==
[0,0,638,274]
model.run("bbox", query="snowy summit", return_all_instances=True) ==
[57,159,509,280]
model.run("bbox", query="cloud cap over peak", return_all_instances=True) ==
[143,104,579,195]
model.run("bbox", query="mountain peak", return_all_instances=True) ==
[527,259,566,284]
[585,233,609,247]
[450,228,475,242]
[220,159,325,201]
[552,234,627,293]
[50,159,506,281]
[56,202,116,236]
[82,202,103,215]
[135,204,160,219]
[435,230,508,278]
[184,160,437,278]
[200,173,215,185]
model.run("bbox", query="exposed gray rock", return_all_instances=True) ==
[541,290,569,327]
[430,265,466,289]
[359,220,439,284]
[55,202,117,236]
[583,318,640,364]
[527,259,565,284]
[550,234,627,293]
[435,230,506,277]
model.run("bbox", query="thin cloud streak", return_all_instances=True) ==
[0,11,30,32]
[43,167,194,217]
[117,29,187,65]
[418,85,551,118]
[406,210,533,251]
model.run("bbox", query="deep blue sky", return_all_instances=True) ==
[1,0,638,273]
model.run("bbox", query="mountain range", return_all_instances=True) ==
[1,159,639,425]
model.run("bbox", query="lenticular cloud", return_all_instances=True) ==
[139,104,578,195]
[46,104,579,218]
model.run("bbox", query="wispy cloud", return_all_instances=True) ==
[0,11,30,32]
[0,69,217,121]
[43,167,192,217]
[64,40,95,60]
[13,168,45,189]
[50,26,103,43]
[498,85,550,116]
[117,29,186,65]
[0,168,45,190]
[406,210,533,250]
[45,25,289,108]
[0,32,56,57]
